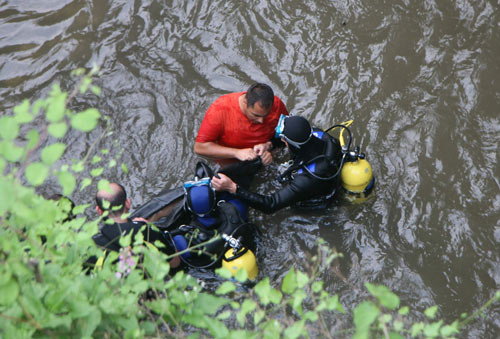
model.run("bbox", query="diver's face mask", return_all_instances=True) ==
[274,114,313,149]
[183,178,216,218]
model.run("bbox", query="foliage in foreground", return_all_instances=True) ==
[0,70,499,338]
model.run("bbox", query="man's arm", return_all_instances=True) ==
[194,141,259,162]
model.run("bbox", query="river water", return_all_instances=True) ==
[1,0,499,336]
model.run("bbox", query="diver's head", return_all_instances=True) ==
[275,115,313,151]
[184,178,216,217]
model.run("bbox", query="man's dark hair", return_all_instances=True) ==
[95,183,127,216]
[246,83,274,109]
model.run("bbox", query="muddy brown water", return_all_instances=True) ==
[1,0,499,336]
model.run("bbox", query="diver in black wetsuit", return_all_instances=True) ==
[91,182,180,268]
[127,161,259,279]
[211,115,344,213]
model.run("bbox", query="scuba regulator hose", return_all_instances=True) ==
[283,124,353,182]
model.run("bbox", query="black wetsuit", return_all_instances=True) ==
[234,131,343,213]
[92,220,175,255]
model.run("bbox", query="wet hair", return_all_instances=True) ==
[95,183,127,216]
[246,83,274,109]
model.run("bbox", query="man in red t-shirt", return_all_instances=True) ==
[194,83,288,166]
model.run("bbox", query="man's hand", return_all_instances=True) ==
[235,148,258,161]
[259,150,273,165]
[254,142,273,165]
[253,141,271,155]
[211,173,237,194]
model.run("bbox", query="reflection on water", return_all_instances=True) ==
[1,0,499,335]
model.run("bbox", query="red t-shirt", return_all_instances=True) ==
[195,92,288,149]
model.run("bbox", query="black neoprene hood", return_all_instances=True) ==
[283,116,312,144]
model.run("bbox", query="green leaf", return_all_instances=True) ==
[92,155,101,164]
[119,229,133,247]
[215,267,233,280]
[121,163,129,174]
[365,283,400,310]
[72,161,84,172]
[254,310,265,326]
[255,278,272,305]
[282,267,297,294]
[424,320,443,337]
[98,179,112,193]
[303,311,318,322]
[424,305,439,319]
[193,293,229,315]
[57,171,76,195]
[205,317,229,338]
[32,98,45,116]
[90,167,104,177]
[25,162,49,186]
[13,99,33,123]
[79,77,92,94]
[235,267,248,282]
[389,332,405,339]
[71,108,100,132]
[108,159,117,168]
[0,116,19,140]
[237,299,256,326]
[46,90,67,122]
[80,178,92,191]
[0,178,14,215]
[440,320,459,337]
[26,129,39,150]
[393,320,404,332]
[80,307,101,337]
[41,143,66,165]
[291,289,306,314]
[217,310,231,320]
[284,320,305,339]
[296,270,309,288]
[311,281,323,293]
[326,295,344,313]
[269,288,282,304]
[410,322,424,337]
[216,281,236,295]
[1,141,24,162]
[48,122,68,138]
[0,279,19,306]
[398,306,409,315]
[91,85,101,96]
[353,301,379,339]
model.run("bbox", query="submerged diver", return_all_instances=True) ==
[211,115,344,213]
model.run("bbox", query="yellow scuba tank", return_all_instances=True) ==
[331,120,375,199]
[341,158,374,195]
[222,247,258,280]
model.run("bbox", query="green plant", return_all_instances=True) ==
[1,70,498,338]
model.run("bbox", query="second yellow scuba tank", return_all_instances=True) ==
[328,120,375,199]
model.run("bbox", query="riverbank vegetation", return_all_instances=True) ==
[1,70,498,338]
